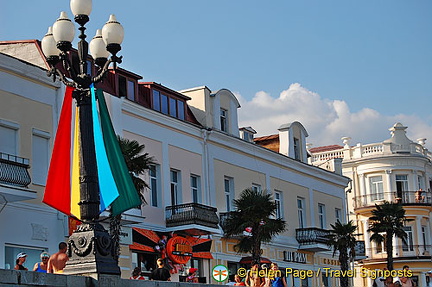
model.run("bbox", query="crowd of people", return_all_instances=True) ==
[14,242,69,274]
[226,262,286,287]
[373,266,415,287]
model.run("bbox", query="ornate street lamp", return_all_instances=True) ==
[41,0,124,278]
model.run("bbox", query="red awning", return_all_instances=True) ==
[239,256,272,264]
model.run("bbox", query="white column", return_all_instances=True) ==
[420,272,428,287]
[359,174,366,206]
[363,219,371,258]
[393,235,398,258]
[385,170,393,202]
[416,215,424,255]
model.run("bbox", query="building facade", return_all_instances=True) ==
[1,40,350,286]
[309,123,432,287]
[0,49,69,270]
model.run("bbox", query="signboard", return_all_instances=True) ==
[283,251,307,264]
[166,236,193,264]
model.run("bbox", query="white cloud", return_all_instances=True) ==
[237,83,432,149]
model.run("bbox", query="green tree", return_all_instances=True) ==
[326,220,358,287]
[110,136,155,262]
[368,201,410,271]
[222,188,286,264]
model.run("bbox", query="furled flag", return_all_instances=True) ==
[43,85,140,218]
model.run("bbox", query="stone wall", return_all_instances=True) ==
[0,269,222,287]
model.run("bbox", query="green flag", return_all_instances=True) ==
[97,89,141,215]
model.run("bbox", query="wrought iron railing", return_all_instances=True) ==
[165,202,219,229]
[0,152,31,187]
[296,227,330,245]
[353,191,432,209]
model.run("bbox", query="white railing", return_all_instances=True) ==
[310,142,432,163]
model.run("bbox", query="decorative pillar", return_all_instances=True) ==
[385,170,393,202]
[359,174,366,206]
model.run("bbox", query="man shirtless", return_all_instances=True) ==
[246,262,263,287]
[47,242,68,274]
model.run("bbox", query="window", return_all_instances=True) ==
[275,191,283,219]
[127,80,135,101]
[224,177,234,211]
[418,175,424,190]
[32,129,50,185]
[177,101,185,120]
[252,184,261,193]
[375,233,387,253]
[152,89,186,121]
[191,175,201,203]
[318,203,326,229]
[0,120,19,155]
[5,245,46,270]
[402,226,414,252]
[161,94,169,114]
[170,170,181,206]
[396,175,409,201]
[297,197,306,228]
[369,176,384,201]
[422,226,428,249]
[118,75,136,101]
[220,108,228,132]
[169,98,177,117]
[293,137,300,160]
[149,165,160,207]
[335,208,342,223]
[152,90,161,111]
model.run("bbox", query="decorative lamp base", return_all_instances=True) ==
[63,223,120,279]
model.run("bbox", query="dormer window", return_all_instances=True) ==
[118,75,136,101]
[220,108,228,132]
[151,88,186,120]
[239,127,257,143]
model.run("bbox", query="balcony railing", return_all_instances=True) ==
[310,142,432,163]
[354,191,432,209]
[0,152,31,187]
[165,202,219,229]
[296,227,330,245]
[365,245,431,260]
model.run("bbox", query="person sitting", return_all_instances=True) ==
[130,267,145,280]
[186,267,199,283]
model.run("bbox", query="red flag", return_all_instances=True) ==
[42,86,74,215]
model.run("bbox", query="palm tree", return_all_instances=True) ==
[368,201,410,271]
[326,220,358,287]
[110,136,155,262]
[222,188,286,264]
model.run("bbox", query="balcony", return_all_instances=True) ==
[296,227,331,252]
[0,152,36,203]
[165,203,219,234]
[354,191,432,209]
[0,152,31,187]
[363,245,431,262]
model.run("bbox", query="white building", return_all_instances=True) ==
[0,40,350,286]
[309,123,432,287]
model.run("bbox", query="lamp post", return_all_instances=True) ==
[41,0,124,278]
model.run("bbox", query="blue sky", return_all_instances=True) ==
[1,1,432,148]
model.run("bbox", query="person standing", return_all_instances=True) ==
[33,252,50,273]
[47,242,68,274]
[245,262,263,287]
[150,258,171,281]
[400,265,415,287]
[14,252,28,270]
